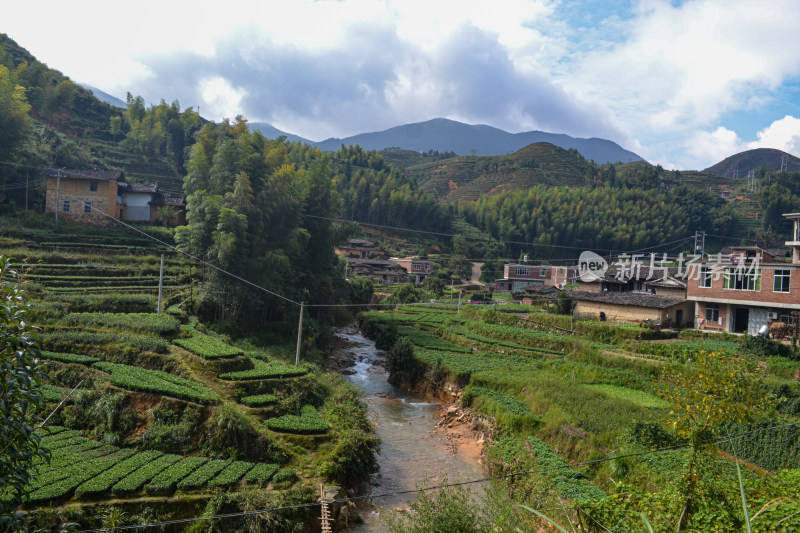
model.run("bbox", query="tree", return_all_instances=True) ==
[0,257,49,529]
[0,65,31,163]
[109,115,121,143]
[657,351,777,530]
[385,337,422,385]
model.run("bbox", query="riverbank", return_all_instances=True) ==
[331,330,488,531]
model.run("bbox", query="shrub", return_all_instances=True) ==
[219,358,308,380]
[385,337,424,385]
[64,312,180,336]
[111,454,182,494]
[266,405,329,434]
[240,393,278,407]
[176,459,230,490]
[173,331,243,359]
[742,334,795,359]
[243,463,279,484]
[93,362,219,403]
[144,456,209,493]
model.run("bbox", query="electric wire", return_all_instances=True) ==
[74,420,799,533]
[71,200,301,306]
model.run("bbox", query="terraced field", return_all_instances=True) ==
[0,217,370,526]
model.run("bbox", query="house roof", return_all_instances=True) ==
[523,285,559,296]
[568,289,685,309]
[43,168,124,182]
[341,239,380,248]
[150,193,186,207]
[644,276,687,289]
[121,182,159,193]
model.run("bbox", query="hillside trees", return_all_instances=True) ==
[453,184,737,258]
[176,120,350,329]
[332,145,450,232]
[0,65,31,163]
[121,95,202,172]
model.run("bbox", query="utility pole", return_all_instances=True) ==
[157,254,164,314]
[55,170,61,223]
[295,302,304,367]
[458,291,462,313]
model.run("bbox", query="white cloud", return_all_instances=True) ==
[199,77,247,120]
[565,0,800,137]
[749,115,800,155]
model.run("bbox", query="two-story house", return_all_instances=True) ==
[686,214,800,333]
[44,168,186,228]
[44,168,123,227]
[495,263,554,292]
[390,257,433,284]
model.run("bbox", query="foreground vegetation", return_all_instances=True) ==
[364,302,800,531]
[0,216,379,531]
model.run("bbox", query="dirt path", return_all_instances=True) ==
[471,262,484,286]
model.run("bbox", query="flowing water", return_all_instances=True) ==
[337,332,485,532]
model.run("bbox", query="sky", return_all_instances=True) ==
[5,0,800,169]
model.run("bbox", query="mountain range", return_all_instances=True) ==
[250,118,644,164]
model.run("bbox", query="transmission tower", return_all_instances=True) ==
[781,154,788,173]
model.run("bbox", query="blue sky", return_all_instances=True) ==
[5,0,800,169]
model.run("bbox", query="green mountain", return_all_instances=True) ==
[401,142,594,202]
[705,148,800,177]
[313,117,644,164]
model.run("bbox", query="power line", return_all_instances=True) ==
[71,200,301,307]
[74,420,799,533]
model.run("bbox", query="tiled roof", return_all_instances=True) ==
[43,168,123,181]
[150,192,186,207]
[568,289,685,309]
[121,182,159,193]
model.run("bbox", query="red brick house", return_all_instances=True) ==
[496,263,555,292]
[390,257,433,284]
[686,214,800,333]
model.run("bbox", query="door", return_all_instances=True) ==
[733,307,750,333]
[676,309,684,328]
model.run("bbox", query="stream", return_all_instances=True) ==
[336,332,485,532]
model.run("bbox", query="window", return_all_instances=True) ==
[540,268,547,277]
[779,311,793,324]
[90,182,99,192]
[84,201,92,213]
[705,303,720,322]
[723,267,761,291]
[412,262,421,271]
[774,269,791,293]
[515,267,529,276]
[62,200,70,212]
[698,265,712,288]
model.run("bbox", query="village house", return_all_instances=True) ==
[686,215,800,334]
[43,168,186,227]
[44,168,123,227]
[496,262,554,292]
[389,257,432,284]
[346,258,409,284]
[334,239,387,259]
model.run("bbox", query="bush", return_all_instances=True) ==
[742,334,795,359]
[385,337,424,385]
[266,405,329,434]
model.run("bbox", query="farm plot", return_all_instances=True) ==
[220,358,309,380]
[174,331,244,359]
[92,362,219,403]
[64,312,180,335]
[266,405,329,434]
[396,325,470,352]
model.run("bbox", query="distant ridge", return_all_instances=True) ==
[252,118,643,164]
[250,122,310,144]
[80,84,127,109]
[705,148,800,177]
